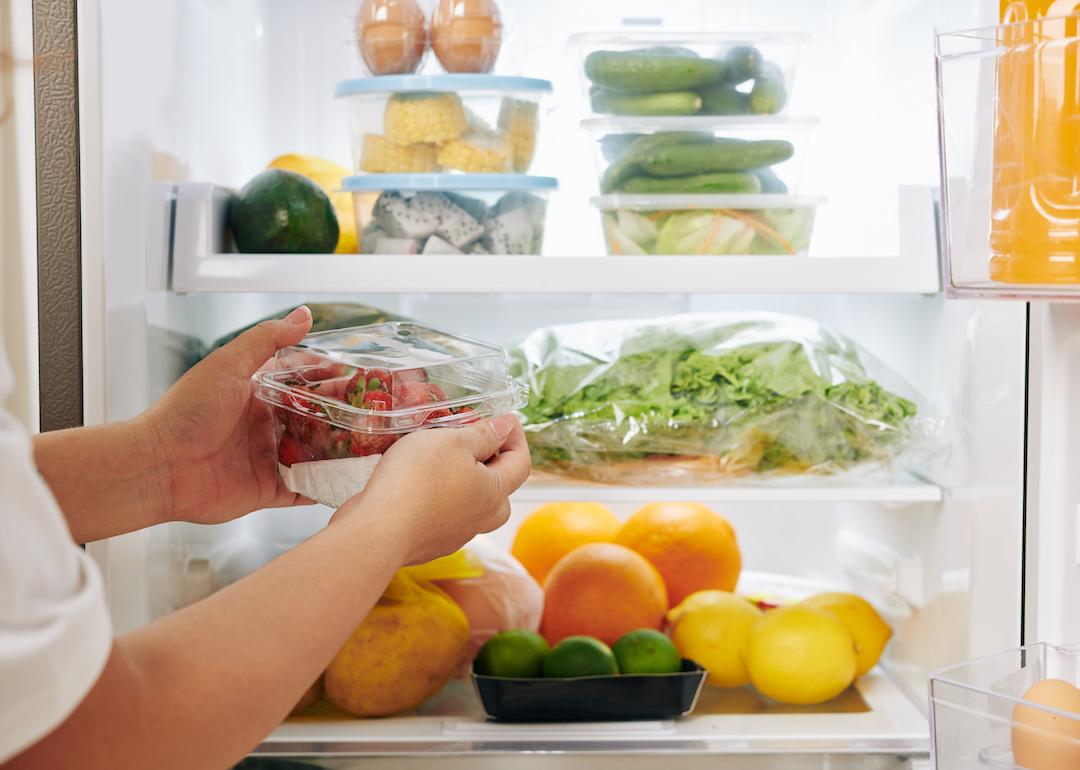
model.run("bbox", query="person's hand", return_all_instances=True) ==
[336,414,531,566]
[142,306,314,525]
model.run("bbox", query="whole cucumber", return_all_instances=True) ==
[638,139,794,176]
[601,132,717,193]
[725,45,763,83]
[749,67,787,114]
[585,49,729,93]
[591,88,703,116]
[755,167,789,194]
[618,171,762,194]
[699,83,750,115]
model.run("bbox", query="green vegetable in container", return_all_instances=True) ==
[618,171,761,194]
[584,48,729,93]
[724,45,764,83]
[699,83,750,115]
[591,88,702,116]
[636,139,794,177]
[511,314,924,484]
[749,64,788,115]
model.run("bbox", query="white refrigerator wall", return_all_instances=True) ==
[87,0,1027,719]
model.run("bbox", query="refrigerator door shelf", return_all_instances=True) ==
[162,183,941,295]
[261,671,926,758]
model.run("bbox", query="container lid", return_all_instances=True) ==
[253,322,526,434]
[593,193,825,210]
[343,174,558,192]
[335,74,553,98]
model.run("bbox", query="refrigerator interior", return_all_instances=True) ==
[86,0,1027,761]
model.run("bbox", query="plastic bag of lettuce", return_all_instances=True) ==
[511,313,936,484]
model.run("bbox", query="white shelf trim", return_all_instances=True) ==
[164,184,942,295]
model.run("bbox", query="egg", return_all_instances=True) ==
[356,0,426,75]
[1011,678,1080,770]
[431,0,502,74]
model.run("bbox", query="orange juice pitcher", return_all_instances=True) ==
[990,1,1080,283]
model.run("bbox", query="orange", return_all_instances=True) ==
[511,502,622,585]
[615,502,741,607]
[540,543,668,646]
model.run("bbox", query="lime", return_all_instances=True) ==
[542,636,618,678]
[612,628,681,675]
[474,630,551,678]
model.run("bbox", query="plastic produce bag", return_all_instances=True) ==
[434,536,544,675]
[512,312,938,485]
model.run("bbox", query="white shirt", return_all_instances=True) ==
[0,344,112,762]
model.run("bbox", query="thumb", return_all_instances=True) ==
[456,414,518,462]
[216,306,313,375]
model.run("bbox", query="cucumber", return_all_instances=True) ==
[749,70,787,115]
[600,133,646,162]
[724,45,763,83]
[591,88,702,116]
[637,139,794,177]
[585,49,729,93]
[754,167,789,194]
[618,171,762,194]
[601,132,716,193]
[699,84,750,115]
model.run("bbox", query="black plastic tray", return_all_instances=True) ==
[472,659,707,722]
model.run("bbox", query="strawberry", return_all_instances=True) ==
[349,431,398,457]
[278,434,310,467]
[393,380,434,408]
[396,368,428,383]
[424,406,453,422]
[363,390,393,411]
[346,367,393,407]
[425,382,447,401]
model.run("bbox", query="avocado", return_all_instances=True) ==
[229,169,339,254]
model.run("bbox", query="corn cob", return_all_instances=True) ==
[383,93,467,146]
[497,98,539,173]
[360,134,438,173]
[436,133,512,173]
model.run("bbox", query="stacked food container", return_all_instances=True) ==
[336,0,556,256]
[572,32,822,257]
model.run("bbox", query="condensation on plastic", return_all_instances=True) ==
[511,313,947,485]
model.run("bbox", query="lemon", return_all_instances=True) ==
[667,590,762,687]
[746,605,856,705]
[612,628,681,675]
[267,154,356,253]
[802,592,892,678]
[474,630,551,678]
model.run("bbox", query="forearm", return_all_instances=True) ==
[32,417,171,543]
[6,502,406,770]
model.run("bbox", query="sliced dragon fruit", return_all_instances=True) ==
[373,191,439,240]
[421,235,463,255]
[481,208,534,255]
[374,236,420,254]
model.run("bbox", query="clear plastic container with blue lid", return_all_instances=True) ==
[335,75,553,175]
[344,173,557,255]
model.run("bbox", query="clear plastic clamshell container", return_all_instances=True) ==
[335,75,552,175]
[570,31,805,118]
[345,173,557,255]
[584,116,818,196]
[253,322,526,507]
[593,193,822,257]
[929,643,1080,770]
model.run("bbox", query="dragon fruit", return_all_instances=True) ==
[444,192,490,223]
[481,208,535,255]
[422,235,463,255]
[374,237,420,254]
[372,192,439,240]
[407,191,484,249]
[360,223,386,254]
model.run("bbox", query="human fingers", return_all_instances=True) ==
[453,414,518,462]
[211,306,312,377]
[483,421,531,494]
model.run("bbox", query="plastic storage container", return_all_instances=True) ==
[937,16,1080,298]
[929,643,1080,769]
[344,173,556,255]
[571,32,805,118]
[335,75,552,174]
[593,193,822,256]
[253,322,526,506]
[584,116,817,196]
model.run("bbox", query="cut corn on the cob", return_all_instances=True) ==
[360,134,438,173]
[436,134,512,173]
[383,93,467,146]
[497,98,539,173]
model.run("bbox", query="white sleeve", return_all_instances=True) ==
[0,351,112,762]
